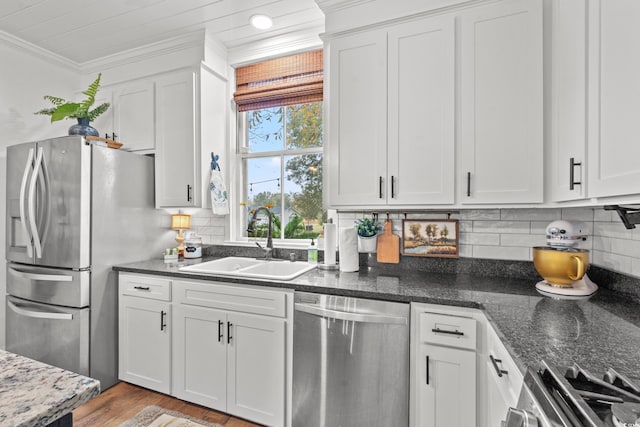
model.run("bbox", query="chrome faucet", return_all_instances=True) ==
[247,206,274,259]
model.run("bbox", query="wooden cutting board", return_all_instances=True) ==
[377,219,399,263]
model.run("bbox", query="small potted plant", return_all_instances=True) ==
[35,73,110,137]
[355,217,381,253]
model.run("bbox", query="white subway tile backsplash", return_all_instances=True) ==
[561,207,594,222]
[593,222,633,240]
[459,232,500,246]
[500,233,546,247]
[473,245,530,261]
[500,208,561,221]
[592,250,633,276]
[460,209,501,220]
[593,209,615,222]
[472,220,530,234]
[530,221,548,235]
[458,244,473,258]
[632,258,640,277]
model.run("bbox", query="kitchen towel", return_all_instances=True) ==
[209,153,229,216]
[339,227,359,272]
[323,221,337,266]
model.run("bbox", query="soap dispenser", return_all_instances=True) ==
[308,238,318,266]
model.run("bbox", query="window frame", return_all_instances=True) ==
[230,104,324,246]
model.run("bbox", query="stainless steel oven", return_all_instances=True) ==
[505,360,640,427]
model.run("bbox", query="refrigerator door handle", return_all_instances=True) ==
[28,147,44,258]
[7,300,73,320]
[19,148,35,258]
[37,156,51,249]
[8,266,73,282]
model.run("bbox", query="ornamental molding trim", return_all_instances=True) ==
[81,30,207,74]
[315,0,375,14]
[0,29,79,71]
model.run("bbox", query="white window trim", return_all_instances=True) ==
[228,107,324,246]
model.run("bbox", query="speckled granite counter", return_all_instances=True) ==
[0,350,100,427]
[114,257,640,379]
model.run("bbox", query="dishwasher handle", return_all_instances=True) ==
[295,302,407,325]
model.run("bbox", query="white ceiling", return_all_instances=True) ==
[0,0,325,64]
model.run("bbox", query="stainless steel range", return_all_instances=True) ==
[507,360,640,427]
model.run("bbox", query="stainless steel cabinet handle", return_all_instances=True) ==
[8,267,73,282]
[8,300,73,320]
[218,320,224,342]
[295,303,407,325]
[569,157,582,190]
[160,310,167,331]
[227,322,233,344]
[490,354,508,377]
[19,148,35,258]
[432,327,464,336]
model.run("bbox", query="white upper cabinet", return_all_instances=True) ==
[387,17,455,205]
[155,69,198,208]
[327,16,455,208]
[547,0,587,202]
[327,29,387,206]
[587,0,640,198]
[460,0,543,204]
[113,79,155,152]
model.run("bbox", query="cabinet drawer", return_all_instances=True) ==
[173,280,287,318]
[486,322,523,399]
[119,274,171,301]
[419,312,477,350]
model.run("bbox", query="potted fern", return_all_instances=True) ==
[35,73,110,137]
[355,217,381,253]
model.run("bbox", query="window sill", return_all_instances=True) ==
[223,239,314,250]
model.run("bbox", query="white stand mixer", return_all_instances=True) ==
[533,220,598,299]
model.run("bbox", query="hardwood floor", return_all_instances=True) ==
[72,382,263,427]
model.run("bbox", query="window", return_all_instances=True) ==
[238,102,323,240]
[233,50,324,243]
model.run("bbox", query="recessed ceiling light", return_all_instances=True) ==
[250,14,273,30]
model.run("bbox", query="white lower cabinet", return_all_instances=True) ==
[483,322,523,427]
[118,275,171,394]
[411,304,479,427]
[118,273,290,427]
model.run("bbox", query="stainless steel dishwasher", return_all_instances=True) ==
[293,291,409,427]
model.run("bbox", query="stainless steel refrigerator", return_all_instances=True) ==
[5,135,172,390]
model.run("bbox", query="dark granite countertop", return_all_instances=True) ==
[114,257,640,379]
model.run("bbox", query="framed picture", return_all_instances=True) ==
[401,219,459,258]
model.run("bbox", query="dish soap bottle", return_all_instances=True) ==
[308,238,318,266]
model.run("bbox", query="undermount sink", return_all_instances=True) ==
[178,256,316,281]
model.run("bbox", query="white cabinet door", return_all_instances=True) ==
[91,87,114,139]
[155,69,197,207]
[227,312,286,427]
[485,357,516,427]
[113,80,155,152]
[460,0,543,204]
[172,304,227,411]
[388,16,455,205]
[547,0,587,201]
[416,344,476,427]
[587,0,640,198]
[327,30,387,206]
[118,296,170,393]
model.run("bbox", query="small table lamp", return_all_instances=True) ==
[171,213,191,257]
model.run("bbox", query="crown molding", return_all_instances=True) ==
[80,30,207,75]
[227,26,324,67]
[314,0,374,14]
[0,30,79,71]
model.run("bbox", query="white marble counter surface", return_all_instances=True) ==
[0,350,100,427]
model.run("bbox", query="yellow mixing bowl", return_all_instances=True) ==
[532,246,589,286]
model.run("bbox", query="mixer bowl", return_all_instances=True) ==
[532,246,589,286]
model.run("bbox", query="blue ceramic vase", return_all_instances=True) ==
[68,118,99,137]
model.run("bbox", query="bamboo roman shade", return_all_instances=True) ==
[234,50,323,112]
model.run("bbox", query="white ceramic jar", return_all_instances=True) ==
[184,233,202,259]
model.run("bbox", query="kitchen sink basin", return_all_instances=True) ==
[178,256,316,281]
